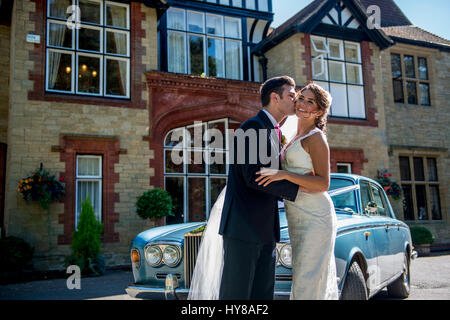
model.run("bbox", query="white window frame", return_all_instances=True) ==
[76,52,104,96]
[166,8,243,80]
[337,162,352,173]
[47,19,75,49]
[104,55,130,98]
[75,155,102,228]
[105,0,130,29]
[46,48,76,93]
[80,0,104,25]
[45,0,130,99]
[311,36,365,119]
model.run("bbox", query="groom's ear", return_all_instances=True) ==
[270,91,280,104]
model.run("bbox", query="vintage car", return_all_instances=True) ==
[126,174,417,300]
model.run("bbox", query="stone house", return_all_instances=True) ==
[0,0,447,271]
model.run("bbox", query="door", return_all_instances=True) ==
[370,183,405,278]
[360,181,393,284]
[0,143,6,238]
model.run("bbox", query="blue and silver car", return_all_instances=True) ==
[126,174,417,300]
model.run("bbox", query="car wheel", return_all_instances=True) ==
[340,261,368,300]
[387,251,410,299]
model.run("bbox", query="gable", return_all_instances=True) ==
[321,1,360,29]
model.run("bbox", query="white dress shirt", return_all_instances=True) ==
[262,109,278,128]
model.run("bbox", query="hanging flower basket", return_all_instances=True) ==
[17,163,65,210]
[375,169,402,200]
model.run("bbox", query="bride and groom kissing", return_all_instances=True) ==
[188,76,339,300]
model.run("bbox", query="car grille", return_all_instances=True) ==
[183,232,203,289]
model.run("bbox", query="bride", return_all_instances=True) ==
[188,82,338,300]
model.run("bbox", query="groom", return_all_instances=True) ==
[218,76,300,300]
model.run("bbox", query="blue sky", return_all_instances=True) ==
[272,0,450,40]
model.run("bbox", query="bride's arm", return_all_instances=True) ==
[256,133,330,192]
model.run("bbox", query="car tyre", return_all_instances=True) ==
[340,261,368,300]
[387,251,410,299]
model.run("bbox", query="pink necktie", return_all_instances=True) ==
[274,125,281,144]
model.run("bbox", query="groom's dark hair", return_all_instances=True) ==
[260,76,296,107]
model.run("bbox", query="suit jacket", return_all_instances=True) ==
[218,110,299,244]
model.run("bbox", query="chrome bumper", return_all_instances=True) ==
[126,273,290,300]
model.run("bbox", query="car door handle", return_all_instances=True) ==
[385,225,390,232]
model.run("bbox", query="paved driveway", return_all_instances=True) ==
[0,254,449,300]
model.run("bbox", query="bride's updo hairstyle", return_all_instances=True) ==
[299,82,332,135]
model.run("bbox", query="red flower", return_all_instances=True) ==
[389,173,392,177]
[383,174,388,177]
[58,177,64,182]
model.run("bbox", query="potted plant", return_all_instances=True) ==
[136,188,174,226]
[65,196,105,276]
[375,169,402,200]
[410,226,434,257]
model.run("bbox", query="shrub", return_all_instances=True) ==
[0,236,34,272]
[136,188,174,220]
[410,226,434,245]
[65,196,104,276]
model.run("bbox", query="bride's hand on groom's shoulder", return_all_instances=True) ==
[255,168,288,187]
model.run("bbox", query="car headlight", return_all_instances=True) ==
[163,245,181,267]
[279,244,292,268]
[145,245,162,266]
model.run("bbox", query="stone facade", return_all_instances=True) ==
[3,0,159,270]
[380,43,450,244]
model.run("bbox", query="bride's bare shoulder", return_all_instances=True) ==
[302,131,328,152]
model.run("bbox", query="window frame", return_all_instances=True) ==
[75,155,103,228]
[45,0,131,99]
[163,119,230,223]
[336,162,352,173]
[311,36,366,120]
[165,7,243,80]
[399,155,442,221]
[390,52,431,107]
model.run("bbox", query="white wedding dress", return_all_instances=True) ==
[282,127,339,300]
[188,127,338,300]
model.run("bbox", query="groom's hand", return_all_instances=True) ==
[255,168,288,187]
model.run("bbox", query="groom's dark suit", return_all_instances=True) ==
[218,110,299,300]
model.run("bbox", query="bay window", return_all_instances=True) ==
[166,8,243,80]
[46,0,130,98]
[311,36,365,119]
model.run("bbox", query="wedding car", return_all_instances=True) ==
[126,174,417,300]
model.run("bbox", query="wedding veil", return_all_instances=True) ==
[187,186,227,300]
